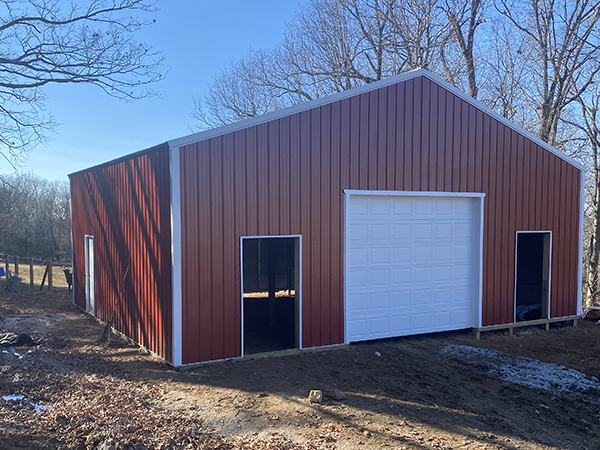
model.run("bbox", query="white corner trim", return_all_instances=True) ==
[578,170,585,314]
[169,145,183,367]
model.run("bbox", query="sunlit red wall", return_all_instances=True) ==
[178,75,581,364]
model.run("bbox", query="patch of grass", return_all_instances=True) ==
[3,262,70,289]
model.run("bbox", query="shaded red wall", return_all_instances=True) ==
[179,75,581,364]
[70,144,173,362]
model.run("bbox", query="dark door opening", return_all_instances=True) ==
[515,232,550,322]
[242,237,300,355]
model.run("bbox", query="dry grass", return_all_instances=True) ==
[3,262,70,289]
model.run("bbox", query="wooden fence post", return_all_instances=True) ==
[5,255,9,278]
[48,260,53,291]
[30,258,34,289]
[14,256,19,277]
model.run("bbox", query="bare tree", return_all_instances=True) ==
[0,0,164,171]
[192,0,454,128]
[496,0,600,147]
[0,173,71,259]
[440,0,486,99]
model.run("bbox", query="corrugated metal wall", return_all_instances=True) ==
[70,144,173,362]
[179,75,581,364]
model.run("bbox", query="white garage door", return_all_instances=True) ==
[345,194,481,342]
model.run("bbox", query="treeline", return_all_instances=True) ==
[0,174,71,261]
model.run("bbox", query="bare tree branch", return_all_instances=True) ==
[0,0,164,171]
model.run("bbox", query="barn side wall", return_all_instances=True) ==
[178,75,581,364]
[70,144,173,362]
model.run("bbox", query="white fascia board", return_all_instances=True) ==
[167,68,583,172]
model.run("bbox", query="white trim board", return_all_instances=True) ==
[344,190,486,198]
[170,146,183,367]
[168,68,583,172]
[578,170,585,314]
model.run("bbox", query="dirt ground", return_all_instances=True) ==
[1,290,600,450]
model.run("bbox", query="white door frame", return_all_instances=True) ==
[84,235,95,315]
[240,235,302,357]
[513,230,552,322]
[343,190,485,344]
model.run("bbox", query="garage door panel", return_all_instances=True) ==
[435,198,454,214]
[413,267,432,283]
[347,195,479,342]
[434,265,453,282]
[371,197,391,214]
[370,247,390,264]
[392,315,411,333]
[391,291,411,307]
[415,224,433,239]
[371,224,391,240]
[392,268,411,284]
[349,223,369,241]
[393,224,412,240]
[348,269,368,288]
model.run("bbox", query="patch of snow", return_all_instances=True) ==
[2,394,51,413]
[441,345,600,394]
[33,403,51,413]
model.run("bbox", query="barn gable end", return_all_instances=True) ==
[172,71,582,365]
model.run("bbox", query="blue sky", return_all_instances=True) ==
[19,1,303,181]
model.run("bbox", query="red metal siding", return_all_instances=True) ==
[179,75,581,364]
[70,144,173,362]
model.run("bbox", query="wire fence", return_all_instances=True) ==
[0,253,72,292]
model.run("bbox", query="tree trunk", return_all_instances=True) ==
[586,174,600,308]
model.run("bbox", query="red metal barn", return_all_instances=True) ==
[69,69,584,366]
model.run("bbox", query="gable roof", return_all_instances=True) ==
[168,68,584,172]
